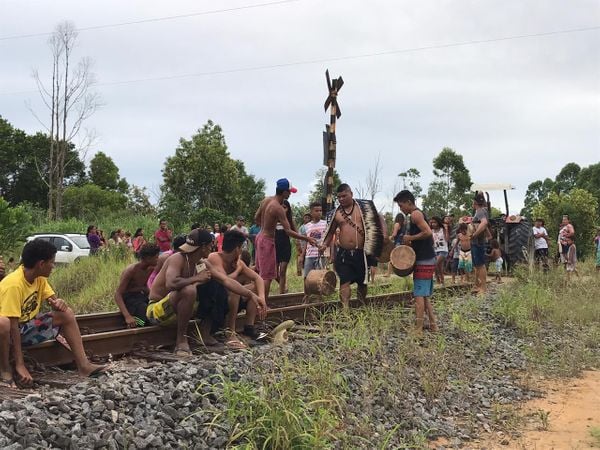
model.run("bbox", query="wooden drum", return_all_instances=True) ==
[305,269,337,296]
[390,245,416,277]
[378,239,395,264]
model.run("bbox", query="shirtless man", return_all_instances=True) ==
[207,230,267,349]
[114,244,160,328]
[254,178,316,302]
[320,184,368,308]
[147,229,213,355]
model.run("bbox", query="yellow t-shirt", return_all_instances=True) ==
[0,266,55,323]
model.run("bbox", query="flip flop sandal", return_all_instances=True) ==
[225,339,248,350]
[0,378,16,389]
[173,348,193,358]
[88,365,111,378]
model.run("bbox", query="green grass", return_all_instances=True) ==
[50,246,134,313]
[590,426,600,446]
[493,260,600,375]
[207,353,346,449]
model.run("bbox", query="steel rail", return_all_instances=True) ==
[76,291,310,334]
[25,285,470,367]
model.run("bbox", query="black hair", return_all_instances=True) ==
[490,239,500,249]
[394,213,405,224]
[86,225,96,235]
[159,219,166,224]
[138,244,160,260]
[430,216,443,227]
[535,218,545,226]
[457,223,468,233]
[134,228,143,237]
[173,235,187,251]
[191,223,200,230]
[309,201,322,210]
[223,230,246,252]
[21,240,57,269]
[474,192,486,206]
[393,190,415,204]
[109,230,118,240]
[336,183,351,193]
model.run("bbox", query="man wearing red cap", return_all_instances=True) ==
[254,179,316,302]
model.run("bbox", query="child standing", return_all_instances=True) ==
[489,239,503,282]
[456,223,473,283]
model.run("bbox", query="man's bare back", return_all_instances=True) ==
[256,196,286,237]
[149,253,197,301]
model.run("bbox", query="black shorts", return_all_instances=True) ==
[123,292,150,324]
[197,280,229,330]
[275,229,291,263]
[335,248,367,286]
[366,255,378,268]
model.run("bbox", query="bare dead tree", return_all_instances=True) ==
[31,21,100,219]
[356,153,382,201]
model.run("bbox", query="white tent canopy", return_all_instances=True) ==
[470,183,515,192]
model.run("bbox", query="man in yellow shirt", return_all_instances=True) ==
[0,240,107,388]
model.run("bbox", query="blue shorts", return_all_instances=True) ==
[303,256,327,278]
[19,312,59,347]
[413,278,434,297]
[471,243,486,267]
[435,251,448,258]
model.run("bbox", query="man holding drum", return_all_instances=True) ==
[394,190,438,334]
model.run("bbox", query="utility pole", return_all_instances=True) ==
[322,69,343,213]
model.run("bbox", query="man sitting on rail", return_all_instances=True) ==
[206,230,267,349]
[114,244,160,328]
[0,240,108,388]
[148,229,213,356]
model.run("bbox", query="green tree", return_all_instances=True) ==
[398,168,422,199]
[159,121,265,229]
[62,184,128,220]
[532,188,599,257]
[522,178,555,217]
[0,116,84,208]
[422,147,472,217]
[89,151,128,193]
[308,167,342,206]
[576,162,600,207]
[127,185,156,216]
[554,162,581,194]
[0,197,32,255]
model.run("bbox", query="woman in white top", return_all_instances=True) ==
[430,216,449,285]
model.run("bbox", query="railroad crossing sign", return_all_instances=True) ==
[323,69,343,212]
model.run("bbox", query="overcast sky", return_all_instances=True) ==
[1,0,599,215]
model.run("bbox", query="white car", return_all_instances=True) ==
[26,233,91,264]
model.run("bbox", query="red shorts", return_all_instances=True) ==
[255,233,277,281]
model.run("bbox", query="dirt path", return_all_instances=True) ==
[476,370,600,449]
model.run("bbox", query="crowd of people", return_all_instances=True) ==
[1,175,599,387]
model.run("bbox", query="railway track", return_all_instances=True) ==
[24,284,469,368]
[76,291,309,335]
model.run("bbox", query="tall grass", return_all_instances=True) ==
[493,260,600,375]
[50,247,134,313]
[213,353,346,449]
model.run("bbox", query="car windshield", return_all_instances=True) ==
[70,236,90,249]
